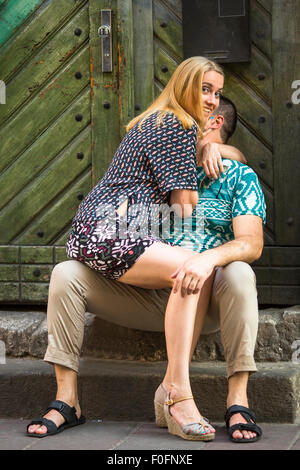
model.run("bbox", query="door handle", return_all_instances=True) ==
[98,9,112,72]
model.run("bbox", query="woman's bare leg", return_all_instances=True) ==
[29,241,212,434]
[161,271,215,426]
[162,270,215,387]
[118,242,214,426]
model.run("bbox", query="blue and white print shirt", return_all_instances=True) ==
[164,159,266,252]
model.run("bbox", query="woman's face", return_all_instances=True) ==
[201,70,224,118]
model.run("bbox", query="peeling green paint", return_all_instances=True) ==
[0,0,44,48]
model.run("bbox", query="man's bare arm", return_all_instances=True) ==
[170,215,264,295]
[203,214,264,267]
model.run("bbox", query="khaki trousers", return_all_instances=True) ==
[44,260,258,378]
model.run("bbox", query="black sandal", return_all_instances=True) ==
[26,400,86,438]
[225,405,262,443]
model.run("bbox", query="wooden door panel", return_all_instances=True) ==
[0,0,44,48]
[0,46,90,173]
[0,5,89,126]
[0,0,92,302]
[16,172,92,246]
[0,128,91,243]
[0,90,90,211]
[0,0,87,80]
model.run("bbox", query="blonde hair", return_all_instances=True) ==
[126,56,224,139]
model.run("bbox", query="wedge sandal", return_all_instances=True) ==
[225,404,262,443]
[164,393,215,441]
[26,400,86,438]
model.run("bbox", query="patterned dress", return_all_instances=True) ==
[66,112,198,280]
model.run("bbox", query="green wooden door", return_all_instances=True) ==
[0,0,92,302]
[0,0,299,305]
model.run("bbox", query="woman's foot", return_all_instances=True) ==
[166,387,215,433]
[27,398,81,436]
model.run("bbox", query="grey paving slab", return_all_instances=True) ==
[114,422,206,450]
[290,431,300,450]
[0,419,137,450]
[1,420,300,451]
[204,424,300,450]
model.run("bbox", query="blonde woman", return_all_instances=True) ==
[27,57,245,441]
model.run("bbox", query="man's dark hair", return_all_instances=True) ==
[213,96,237,143]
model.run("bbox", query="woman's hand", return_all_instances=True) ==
[170,252,217,296]
[200,142,224,179]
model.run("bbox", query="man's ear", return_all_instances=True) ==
[210,114,224,130]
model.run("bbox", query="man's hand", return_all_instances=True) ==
[170,251,217,296]
[170,215,264,297]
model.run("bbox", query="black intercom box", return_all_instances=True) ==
[182,0,251,63]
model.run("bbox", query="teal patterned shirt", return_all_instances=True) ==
[164,159,266,253]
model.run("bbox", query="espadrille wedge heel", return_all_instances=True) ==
[164,393,215,441]
[154,383,168,428]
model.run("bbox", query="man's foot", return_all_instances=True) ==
[228,408,256,440]
[227,372,258,441]
[27,399,81,436]
[225,404,262,443]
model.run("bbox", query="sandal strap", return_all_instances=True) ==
[165,396,194,406]
[229,422,263,437]
[40,417,58,433]
[26,417,58,434]
[45,400,77,425]
[225,404,256,427]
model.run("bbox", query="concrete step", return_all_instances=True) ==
[1,358,300,423]
[0,306,300,362]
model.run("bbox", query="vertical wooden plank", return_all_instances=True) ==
[133,0,154,115]
[117,0,134,138]
[272,0,300,244]
[89,0,120,185]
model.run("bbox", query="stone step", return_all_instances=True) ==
[0,306,300,362]
[1,358,300,423]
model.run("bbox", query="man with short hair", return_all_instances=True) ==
[160,96,265,442]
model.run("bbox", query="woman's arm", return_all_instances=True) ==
[199,142,247,179]
[169,189,198,218]
[218,144,247,163]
